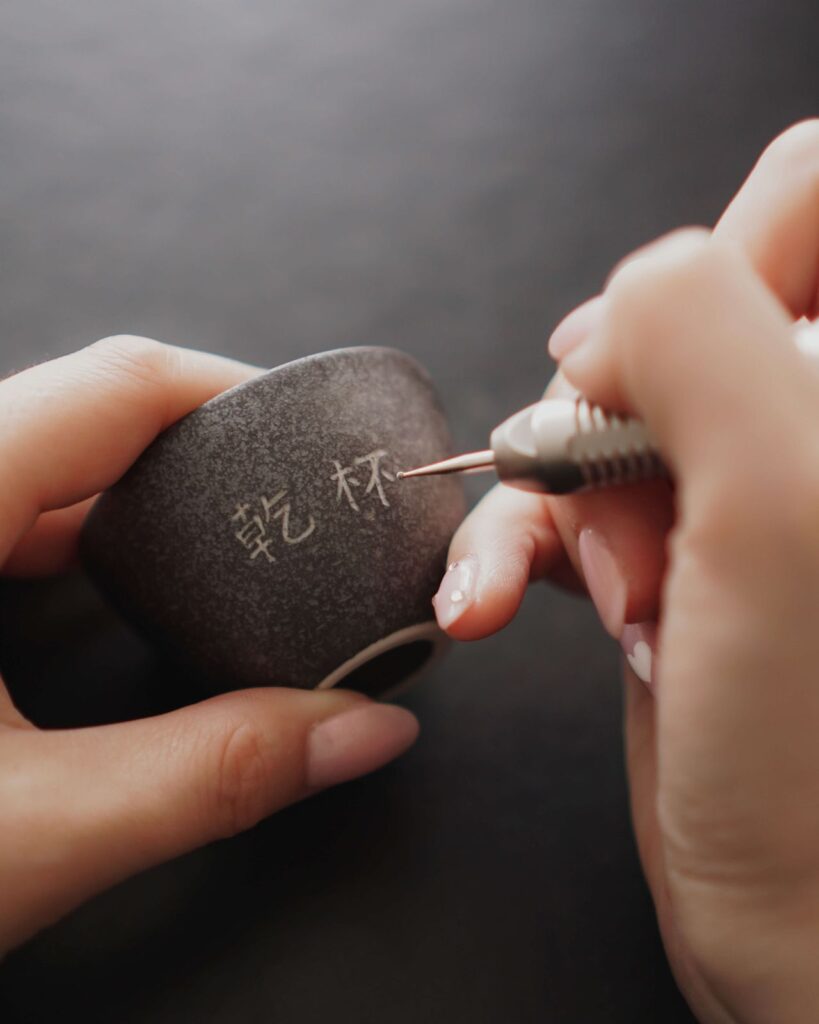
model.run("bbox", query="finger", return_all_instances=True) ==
[432,481,578,640]
[557,230,801,490]
[432,365,675,641]
[551,123,819,372]
[539,372,674,641]
[548,295,606,360]
[1,687,418,950]
[580,119,819,346]
[621,664,662,908]
[560,123,819,331]
[620,665,716,1021]
[714,120,819,317]
[0,336,263,563]
[545,482,673,639]
[2,499,95,577]
[433,367,586,640]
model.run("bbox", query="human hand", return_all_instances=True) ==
[433,122,819,1022]
[0,336,418,954]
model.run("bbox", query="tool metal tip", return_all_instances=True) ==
[398,450,495,479]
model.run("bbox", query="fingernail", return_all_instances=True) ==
[306,704,420,790]
[558,329,608,381]
[548,295,607,360]
[794,317,819,359]
[620,621,658,690]
[578,527,627,638]
[432,554,478,629]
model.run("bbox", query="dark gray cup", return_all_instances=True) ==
[80,346,466,697]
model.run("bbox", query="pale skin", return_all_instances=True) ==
[0,336,420,954]
[2,124,818,1020]
[433,121,819,1022]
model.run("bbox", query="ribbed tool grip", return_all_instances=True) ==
[491,397,666,494]
[570,398,664,488]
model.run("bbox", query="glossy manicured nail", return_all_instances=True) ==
[432,554,478,629]
[794,317,819,359]
[620,621,658,690]
[548,295,607,360]
[578,528,627,638]
[306,704,420,789]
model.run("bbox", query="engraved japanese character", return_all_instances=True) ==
[261,490,316,545]
[331,460,362,512]
[354,449,395,508]
[235,514,275,563]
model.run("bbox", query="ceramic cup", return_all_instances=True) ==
[80,346,466,697]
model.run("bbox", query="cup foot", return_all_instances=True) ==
[316,621,447,697]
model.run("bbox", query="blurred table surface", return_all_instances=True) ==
[1,2,817,1021]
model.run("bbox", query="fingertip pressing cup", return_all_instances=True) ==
[80,347,466,698]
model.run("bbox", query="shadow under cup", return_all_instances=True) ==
[80,347,466,698]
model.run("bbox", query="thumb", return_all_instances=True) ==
[4,688,417,949]
[558,229,805,495]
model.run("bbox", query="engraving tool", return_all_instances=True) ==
[397,397,663,495]
[400,320,819,494]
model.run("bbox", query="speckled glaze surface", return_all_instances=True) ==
[80,347,466,695]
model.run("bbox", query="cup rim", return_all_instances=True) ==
[315,619,449,697]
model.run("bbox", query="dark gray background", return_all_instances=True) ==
[1,1,816,1021]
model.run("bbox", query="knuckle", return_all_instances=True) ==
[209,720,275,838]
[759,119,819,176]
[606,228,712,336]
[87,334,175,389]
